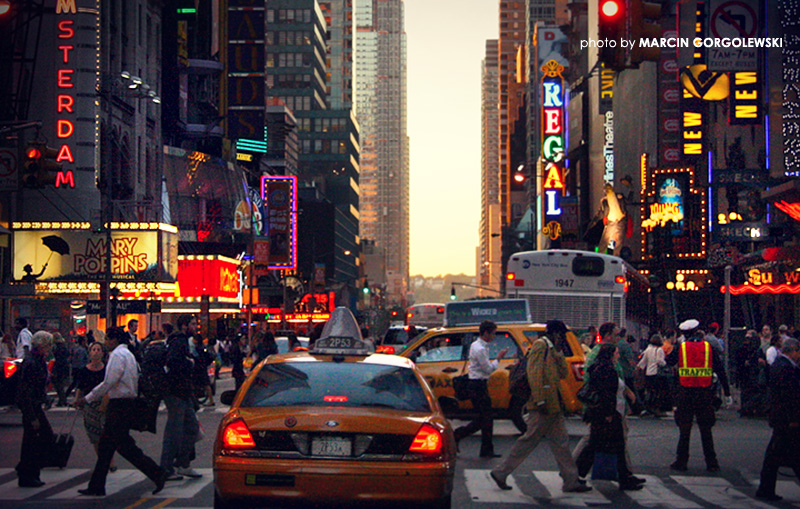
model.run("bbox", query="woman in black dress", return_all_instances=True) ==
[73,342,116,471]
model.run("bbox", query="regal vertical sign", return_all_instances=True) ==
[540,59,566,241]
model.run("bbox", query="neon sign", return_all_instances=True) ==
[540,60,566,240]
[54,0,77,188]
[730,71,761,125]
[775,201,800,222]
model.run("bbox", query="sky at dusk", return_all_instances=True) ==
[405,0,499,277]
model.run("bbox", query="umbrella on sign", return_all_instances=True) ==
[42,235,70,255]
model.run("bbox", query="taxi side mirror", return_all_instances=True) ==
[220,390,237,406]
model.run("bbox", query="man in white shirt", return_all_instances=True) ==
[14,318,33,359]
[454,320,508,458]
[75,327,166,497]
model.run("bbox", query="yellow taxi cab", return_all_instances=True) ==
[399,299,585,432]
[213,307,457,509]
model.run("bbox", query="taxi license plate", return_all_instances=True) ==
[311,436,352,457]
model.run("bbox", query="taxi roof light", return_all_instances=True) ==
[222,419,256,449]
[4,361,17,379]
[408,423,442,454]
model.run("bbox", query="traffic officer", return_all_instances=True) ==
[666,319,732,472]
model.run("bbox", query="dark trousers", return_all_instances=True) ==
[576,413,632,479]
[758,428,800,495]
[87,398,163,492]
[454,379,494,456]
[16,406,52,482]
[674,389,718,466]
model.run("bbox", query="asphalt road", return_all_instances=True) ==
[0,374,792,508]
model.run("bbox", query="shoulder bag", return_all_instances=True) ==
[452,360,471,401]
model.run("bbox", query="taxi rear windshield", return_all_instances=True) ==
[241,362,431,412]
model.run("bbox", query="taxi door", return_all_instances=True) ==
[408,331,477,405]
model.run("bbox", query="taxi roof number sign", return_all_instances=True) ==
[312,336,371,355]
[444,299,532,327]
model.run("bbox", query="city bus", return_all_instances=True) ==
[505,250,650,340]
[405,303,446,329]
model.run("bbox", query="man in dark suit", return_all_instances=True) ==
[756,337,800,501]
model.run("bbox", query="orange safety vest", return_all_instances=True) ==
[678,341,713,388]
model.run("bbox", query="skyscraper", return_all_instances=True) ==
[480,40,501,294]
[354,0,409,305]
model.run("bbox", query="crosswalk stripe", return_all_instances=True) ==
[146,469,213,498]
[534,471,611,506]
[624,474,702,508]
[0,469,14,478]
[0,469,88,500]
[49,469,146,499]
[671,475,775,509]
[464,469,537,505]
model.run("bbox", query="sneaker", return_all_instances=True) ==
[564,484,593,493]
[165,473,183,481]
[176,467,202,478]
[619,481,644,491]
[627,475,647,484]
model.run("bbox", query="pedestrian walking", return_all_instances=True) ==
[230,334,248,391]
[14,317,33,359]
[1,332,16,359]
[667,319,732,472]
[65,334,89,398]
[72,342,117,472]
[52,333,72,407]
[766,333,782,366]
[755,337,800,501]
[575,343,645,490]
[637,334,668,417]
[160,314,202,480]
[15,331,54,488]
[453,320,508,458]
[489,320,591,493]
[75,327,166,496]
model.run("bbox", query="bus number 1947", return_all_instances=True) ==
[555,279,574,288]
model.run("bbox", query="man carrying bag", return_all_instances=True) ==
[490,321,591,493]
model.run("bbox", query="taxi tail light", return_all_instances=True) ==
[4,361,16,379]
[615,275,625,284]
[222,419,256,449]
[571,362,585,382]
[408,423,442,455]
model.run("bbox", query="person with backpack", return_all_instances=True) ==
[159,314,201,480]
[489,320,591,493]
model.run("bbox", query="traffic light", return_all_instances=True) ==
[362,279,370,295]
[598,0,626,69]
[629,0,663,64]
[22,142,60,188]
[450,285,457,301]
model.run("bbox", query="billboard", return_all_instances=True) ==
[13,225,178,283]
[261,176,297,269]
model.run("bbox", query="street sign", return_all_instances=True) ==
[708,0,759,71]
[0,149,18,191]
[86,299,162,316]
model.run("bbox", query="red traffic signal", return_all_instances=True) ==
[26,147,42,160]
[22,142,60,188]
[599,0,622,18]
[598,0,626,69]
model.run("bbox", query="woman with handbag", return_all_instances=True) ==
[73,342,117,472]
[637,334,668,417]
[575,343,644,490]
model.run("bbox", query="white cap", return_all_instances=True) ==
[679,319,700,331]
